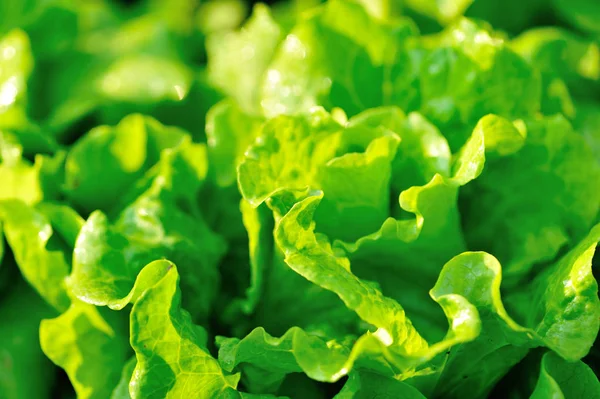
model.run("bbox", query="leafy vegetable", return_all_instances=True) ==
[1,0,599,398]
[530,352,600,398]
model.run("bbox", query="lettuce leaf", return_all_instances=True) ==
[431,223,600,397]
[64,114,188,213]
[0,29,33,131]
[335,371,427,399]
[460,115,600,281]
[68,138,226,319]
[260,0,418,118]
[0,200,72,311]
[128,261,281,399]
[207,5,283,113]
[40,301,130,399]
[530,352,600,398]
[2,1,600,398]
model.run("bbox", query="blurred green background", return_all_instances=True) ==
[1,0,597,150]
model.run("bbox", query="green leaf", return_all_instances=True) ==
[0,200,70,311]
[0,127,58,159]
[68,139,226,319]
[238,107,400,241]
[348,107,452,194]
[431,224,600,397]
[206,99,264,187]
[511,28,599,117]
[420,19,540,148]
[574,102,600,165]
[64,114,188,213]
[97,55,193,104]
[525,223,600,360]
[129,261,242,398]
[530,352,600,399]
[404,0,474,25]
[229,200,273,315]
[110,357,136,399]
[0,281,55,399]
[207,4,283,113]
[332,112,513,338]
[37,202,85,248]
[40,300,130,399]
[0,29,33,131]
[259,0,417,117]
[218,326,357,392]
[0,131,64,205]
[461,115,600,280]
[335,371,427,399]
[552,0,600,34]
[511,27,600,83]
[238,108,342,207]
[271,193,481,379]
[252,245,359,339]
[314,125,400,241]
[41,6,202,135]
[418,47,480,129]
[430,252,532,398]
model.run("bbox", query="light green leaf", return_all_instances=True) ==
[238,107,400,241]
[97,55,193,104]
[260,0,417,117]
[129,262,242,398]
[525,224,600,360]
[68,140,226,319]
[40,300,130,399]
[430,252,532,398]
[404,0,474,24]
[197,0,248,34]
[355,0,402,21]
[0,155,44,205]
[207,4,283,113]
[217,326,338,393]
[348,107,452,194]
[0,200,70,311]
[0,131,64,205]
[271,193,481,379]
[431,225,600,397]
[238,107,342,207]
[0,29,33,131]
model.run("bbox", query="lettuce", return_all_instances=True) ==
[1,1,599,398]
